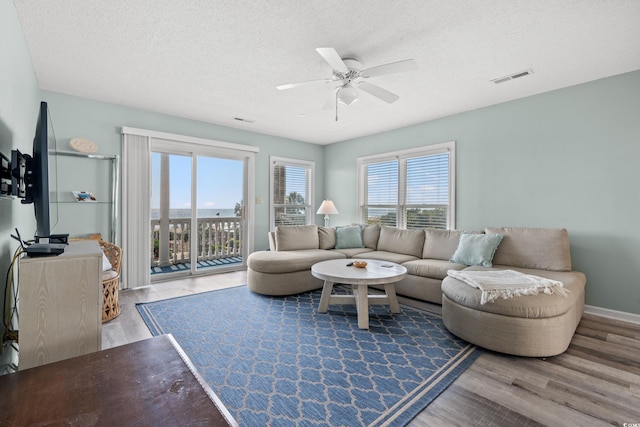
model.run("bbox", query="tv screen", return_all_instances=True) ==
[11,101,59,239]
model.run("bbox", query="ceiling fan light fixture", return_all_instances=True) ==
[338,85,358,106]
[277,48,417,119]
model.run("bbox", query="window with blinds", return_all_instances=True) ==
[358,142,455,230]
[270,156,314,229]
[363,160,399,227]
[405,153,449,229]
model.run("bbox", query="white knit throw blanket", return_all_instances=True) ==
[447,269,569,305]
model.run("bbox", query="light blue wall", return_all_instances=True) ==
[325,70,640,314]
[40,91,325,251]
[0,0,42,372]
[2,0,638,332]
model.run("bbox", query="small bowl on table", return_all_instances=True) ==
[352,260,368,268]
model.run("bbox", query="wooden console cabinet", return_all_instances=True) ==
[18,240,103,370]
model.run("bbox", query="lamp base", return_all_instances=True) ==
[324,215,330,227]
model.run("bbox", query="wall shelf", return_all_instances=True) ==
[57,201,113,204]
[56,151,120,244]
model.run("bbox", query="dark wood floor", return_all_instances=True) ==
[104,271,640,427]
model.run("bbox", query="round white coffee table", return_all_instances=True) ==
[311,259,407,329]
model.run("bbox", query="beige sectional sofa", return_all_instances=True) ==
[247,225,586,357]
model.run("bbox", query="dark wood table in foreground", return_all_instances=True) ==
[0,334,237,426]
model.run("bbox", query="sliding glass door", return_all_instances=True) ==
[195,156,244,273]
[150,145,247,280]
[150,152,192,275]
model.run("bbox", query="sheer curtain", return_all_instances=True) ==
[121,130,151,289]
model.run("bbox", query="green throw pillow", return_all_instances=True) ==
[335,225,364,249]
[450,233,503,267]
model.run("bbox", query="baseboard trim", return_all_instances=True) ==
[584,304,640,325]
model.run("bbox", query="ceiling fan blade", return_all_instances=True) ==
[315,48,349,74]
[360,59,418,78]
[358,82,400,104]
[276,78,346,90]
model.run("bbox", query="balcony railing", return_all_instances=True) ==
[151,216,242,267]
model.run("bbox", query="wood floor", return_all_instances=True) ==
[103,271,640,427]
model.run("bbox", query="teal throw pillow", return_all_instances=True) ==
[450,233,503,267]
[335,225,364,249]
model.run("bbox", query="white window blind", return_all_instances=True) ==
[270,157,314,229]
[358,142,455,229]
[364,160,399,227]
[405,153,450,229]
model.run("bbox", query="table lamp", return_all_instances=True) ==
[316,200,339,227]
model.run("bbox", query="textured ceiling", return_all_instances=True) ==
[13,0,640,145]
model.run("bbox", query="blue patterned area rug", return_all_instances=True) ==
[136,285,482,426]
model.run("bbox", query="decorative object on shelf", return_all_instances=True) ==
[70,137,98,153]
[73,191,97,202]
[316,199,339,227]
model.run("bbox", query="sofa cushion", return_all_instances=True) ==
[247,249,345,273]
[422,229,466,260]
[268,231,277,251]
[275,225,319,251]
[102,269,119,281]
[486,227,572,272]
[318,226,336,249]
[358,251,419,264]
[102,253,113,271]
[377,227,425,258]
[362,225,381,250]
[450,233,503,267]
[335,225,364,249]
[442,266,586,319]
[403,259,467,280]
[331,248,373,257]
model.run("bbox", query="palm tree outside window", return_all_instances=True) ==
[270,156,315,229]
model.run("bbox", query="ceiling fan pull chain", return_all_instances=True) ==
[335,89,339,122]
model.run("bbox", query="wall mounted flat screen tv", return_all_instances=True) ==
[11,101,59,240]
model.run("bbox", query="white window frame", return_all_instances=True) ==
[357,141,456,229]
[269,156,315,230]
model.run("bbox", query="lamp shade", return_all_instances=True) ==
[316,200,339,215]
[317,200,339,227]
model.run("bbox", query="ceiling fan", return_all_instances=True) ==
[277,48,418,120]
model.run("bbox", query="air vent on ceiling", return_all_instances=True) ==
[232,117,255,123]
[491,69,534,84]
